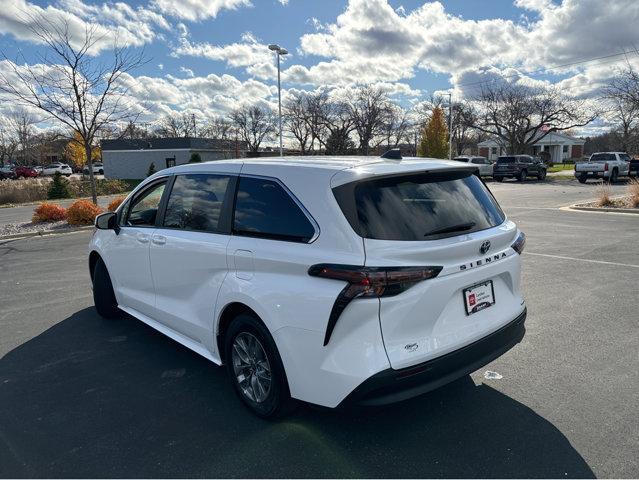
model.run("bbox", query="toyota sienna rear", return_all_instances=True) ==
[90,156,526,417]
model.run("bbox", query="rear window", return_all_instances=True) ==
[497,156,516,164]
[590,153,615,162]
[333,171,505,241]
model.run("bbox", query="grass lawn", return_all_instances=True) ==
[547,164,575,173]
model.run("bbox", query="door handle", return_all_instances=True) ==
[136,233,150,244]
[152,235,166,246]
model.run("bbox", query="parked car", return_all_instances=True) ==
[89,155,527,417]
[574,152,631,183]
[83,162,104,175]
[627,157,638,178]
[0,164,16,180]
[493,155,547,182]
[42,163,73,176]
[14,166,39,178]
[33,166,43,175]
[453,156,493,176]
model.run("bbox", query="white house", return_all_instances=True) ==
[478,132,585,163]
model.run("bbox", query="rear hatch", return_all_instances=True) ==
[333,169,525,370]
[494,156,518,174]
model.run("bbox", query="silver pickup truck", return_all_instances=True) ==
[575,152,631,183]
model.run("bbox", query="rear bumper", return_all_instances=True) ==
[340,308,526,407]
[575,171,607,178]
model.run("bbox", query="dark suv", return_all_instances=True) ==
[493,155,547,182]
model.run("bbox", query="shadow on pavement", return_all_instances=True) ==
[0,308,594,478]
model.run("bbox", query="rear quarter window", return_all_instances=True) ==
[333,171,505,241]
[233,177,317,243]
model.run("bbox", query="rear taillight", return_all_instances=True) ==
[309,264,442,345]
[511,231,526,255]
[604,163,609,172]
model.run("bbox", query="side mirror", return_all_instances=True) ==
[95,212,119,233]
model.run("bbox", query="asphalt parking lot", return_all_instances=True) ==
[1,180,638,478]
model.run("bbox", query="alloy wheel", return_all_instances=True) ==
[231,332,272,403]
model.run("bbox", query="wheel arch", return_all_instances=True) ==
[89,250,102,281]
[216,302,263,362]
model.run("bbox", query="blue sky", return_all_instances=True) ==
[1,0,639,134]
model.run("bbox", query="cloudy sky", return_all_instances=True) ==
[1,0,639,135]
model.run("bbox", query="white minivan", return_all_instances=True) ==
[89,156,527,417]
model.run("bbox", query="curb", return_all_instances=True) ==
[0,225,93,242]
[566,205,639,214]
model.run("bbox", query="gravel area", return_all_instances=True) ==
[0,220,81,237]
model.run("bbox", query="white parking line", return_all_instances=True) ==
[526,251,639,269]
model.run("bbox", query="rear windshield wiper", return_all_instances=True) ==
[424,222,476,237]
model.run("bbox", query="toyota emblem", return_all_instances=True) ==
[480,240,491,254]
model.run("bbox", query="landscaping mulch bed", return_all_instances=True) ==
[0,221,78,238]
[572,196,639,213]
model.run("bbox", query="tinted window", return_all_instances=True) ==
[497,156,516,164]
[619,153,631,162]
[453,157,470,163]
[590,153,615,162]
[233,177,316,242]
[471,158,484,164]
[334,171,505,241]
[163,174,231,232]
[125,181,166,227]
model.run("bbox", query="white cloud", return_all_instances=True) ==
[294,0,639,98]
[172,31,277,79]
[0,0,168,54]
[152,0,252,21]
[180,66,195,77]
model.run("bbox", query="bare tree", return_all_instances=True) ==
[155,113,199,138]
[0,14,145,203]
[473,82,596,154]
[230,105,276,154]
[602,68,639,153]
[349,86,392,155]
[283,92,312,154]
[378,103,410,150]
[0,122,18,166]
[305,92,331,153]
[321,99,356,155]
[203,116,234,141]
[8,110,38,165]
[451,101,480,156]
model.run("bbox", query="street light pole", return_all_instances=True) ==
[269,44,288,157]
[446,92,453,160]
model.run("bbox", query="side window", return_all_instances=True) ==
[163,174,232,233]
[125,181,167,227]
[233,177,316,243]
[471,158,484,165]
[619,153,631,162]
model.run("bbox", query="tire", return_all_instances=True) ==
[495,177,504,182]
[92,258,121,319]
[578,175,587,184]
[537,169,547,181]
[609,168,618,183]
[99,169,104,175]
[224,313,296,418]
[517,170,527,182]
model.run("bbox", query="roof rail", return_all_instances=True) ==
[381,148,402,160]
